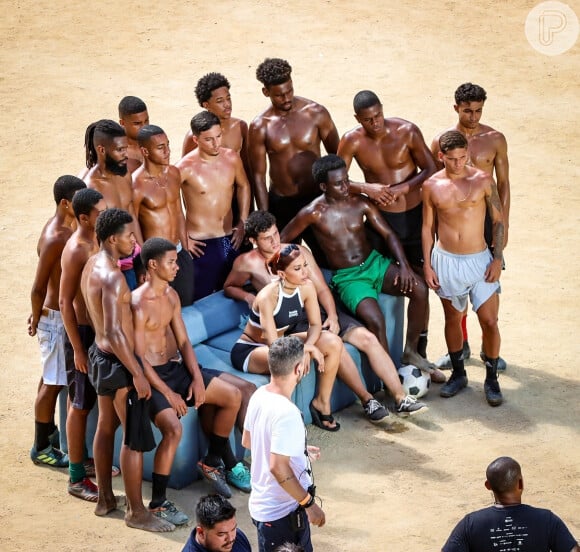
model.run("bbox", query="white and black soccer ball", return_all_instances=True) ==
[397,364,430,398]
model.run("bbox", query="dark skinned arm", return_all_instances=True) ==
[248,119,269,211]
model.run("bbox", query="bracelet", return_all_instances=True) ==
[298,493,311,506]
[303,495,316,509]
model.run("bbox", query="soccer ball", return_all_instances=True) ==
[398,364,430,398]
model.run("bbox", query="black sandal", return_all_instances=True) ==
[309,400,340,432]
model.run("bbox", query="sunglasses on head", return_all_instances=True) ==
[280,243,299,257]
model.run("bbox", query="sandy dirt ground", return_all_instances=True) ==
[1,1,579,550]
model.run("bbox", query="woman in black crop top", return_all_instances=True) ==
[231,244,343,430]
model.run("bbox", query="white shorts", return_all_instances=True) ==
[36,308,68,386]
[431,246,501,312]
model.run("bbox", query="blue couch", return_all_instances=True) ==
[59,290,404,489]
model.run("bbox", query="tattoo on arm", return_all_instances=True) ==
[277,474,296,485]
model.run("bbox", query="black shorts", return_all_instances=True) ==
[170,246,195,307]
[367,203,424,267]
[149,359,220,419]
[88,344,133,397]
[65,325,97,410]
[230,341,266,372]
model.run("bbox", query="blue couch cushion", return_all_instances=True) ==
[203,327,243,353]
[182,291,249,345]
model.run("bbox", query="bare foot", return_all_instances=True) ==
[402,349,432,370]
[402,350,447,383]
[125,509,175,532]
[95,493,124,516]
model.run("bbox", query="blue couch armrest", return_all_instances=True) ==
[182,291,249,346]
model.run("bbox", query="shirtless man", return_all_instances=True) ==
[176,111,251,300]
[248,58,339,266]
[132,124,194,306]
[81,208,174,532]
[118,96,150,173]
[59,188,107,501]
[84,119,143,289]
[431,83,510,370]
[338,90,436,356]
[182,73,249,163]
[281,155,443,379]
[422,131,504,406]
[28,175,86,467]
[132,238,251,519]
[133,128,256,427]
[224,211,427,417]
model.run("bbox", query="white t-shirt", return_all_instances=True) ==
[244,385,312,522]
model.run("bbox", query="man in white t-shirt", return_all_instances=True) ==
[242,336,325,552]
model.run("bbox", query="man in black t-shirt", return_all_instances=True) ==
[442,457,578,552]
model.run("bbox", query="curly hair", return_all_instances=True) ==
[256,58,292,87]
[95,208,133,243]
[244,211,277,240]
[454,83,487,104]
[312,154,346,185]
[195,72,231,106]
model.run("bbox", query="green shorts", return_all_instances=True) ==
[331,250,392,314]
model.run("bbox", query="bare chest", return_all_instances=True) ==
[467,136,496,173]
[357,137,414,178]
[265,116,320,154]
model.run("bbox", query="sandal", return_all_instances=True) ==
[309,400,340,432]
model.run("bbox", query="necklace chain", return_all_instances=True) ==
[146,167,169,188]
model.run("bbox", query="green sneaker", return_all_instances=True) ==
[31,445,69,467]
[226,462,251,493]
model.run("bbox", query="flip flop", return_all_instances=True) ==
[309,400,340,432]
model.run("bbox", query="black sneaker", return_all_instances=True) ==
[395,395,428,416]
[484,379,503,406]
[197,460,232,498]
[480,351,507,372]
[440,373,468,398]
[363,398,389,422]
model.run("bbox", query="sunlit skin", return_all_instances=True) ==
[120,110,150,173]
[133,133,187,246]
[280,164,435,372]
[249,77,339,207]
[195,125,222,157]
[120,110,150,141]
[182,87,249,159]
[430,98,510,246]
[204,86,233,119]
[338,103,436,213]
[177,124,251,254]
[85,137,143,245]
[455,101,483,131]
[422,146,504,358]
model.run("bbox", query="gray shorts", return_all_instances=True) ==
[431,246,500,312]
